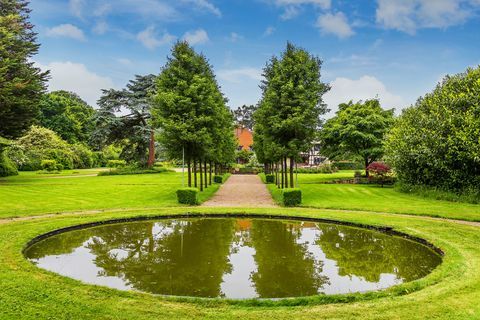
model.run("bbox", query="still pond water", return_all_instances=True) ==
[25,217,442,299]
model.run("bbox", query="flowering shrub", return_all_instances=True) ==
[367,162,394,187]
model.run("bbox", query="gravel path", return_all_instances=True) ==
[202,174,278,208]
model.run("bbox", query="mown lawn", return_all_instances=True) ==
[266,172,480,221]
[0,207,479,319]
[0,170,219,218]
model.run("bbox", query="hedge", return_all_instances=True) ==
[176,188,199,205]
[265,174,275,184]
[282,188,302,207]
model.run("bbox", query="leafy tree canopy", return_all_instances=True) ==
[233,104,256,130]
[0,0,49,138]
[38,91,95,144]
[91,74,157,166]
[319,99,394,175]
[386,66,480,192]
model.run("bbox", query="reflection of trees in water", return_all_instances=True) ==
[317,225,442,283]
[249,220,327,298]
[25,229,93,260]
[85,219,235,297]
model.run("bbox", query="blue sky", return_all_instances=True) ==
[30,0,480,115]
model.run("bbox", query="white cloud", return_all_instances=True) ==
[324,76,405,116]
[46,24,86,41]
[69,0,84,18]
[376,0,477,34]
[263,26,276,36]
[93,21,108,35]
[93,3,112,16]
[316,12,354,38]
[36,61,115,106]
[183,0,222,17]
[183,29,209,45]
[227,32,243,42]
[274,0,331,20]
[137,26,176,49]
[217,67,262,83]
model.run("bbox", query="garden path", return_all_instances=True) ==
[202,174,278,208]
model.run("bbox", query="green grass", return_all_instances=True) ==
[0,171,219,218]
[0,207,479,319]
[264,172,480,222]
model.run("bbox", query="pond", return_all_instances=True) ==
[24,216,442,299]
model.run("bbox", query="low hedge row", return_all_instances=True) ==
[176,188,199,205]
[282,188,302,207]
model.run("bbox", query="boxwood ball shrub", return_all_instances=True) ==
[283,188,302,207]
[213,175,224,183]
[265,174,275,184]
[41,160,58,172]
[176,188,199,205]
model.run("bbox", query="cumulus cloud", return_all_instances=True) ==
[46,24,86,41]
[92,21,108,35]
[324,75,405,116]
[316,12,354,38]
[376,0,478,34]
[183,29,209,45]
[137,26,176,49]
[217,67,263,108]
[36,61,115,106]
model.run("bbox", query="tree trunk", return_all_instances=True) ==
[147,130,155,168]
[284,157,288,189]
[276,163,279,188]
[290,157,294,188]
[199,159,204,191]
[209,161,212,185]
[187,159,192,187]
[193,158,197,188]
[280,161,284,189]
[204,160,208,188]
[365,158,370,178]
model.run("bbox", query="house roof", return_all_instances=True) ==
[235,127,253,150]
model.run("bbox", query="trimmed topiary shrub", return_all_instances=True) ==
[176,188,199,205]
[283,188,302,207]
[214,175,224,183]
[265,174,275,184]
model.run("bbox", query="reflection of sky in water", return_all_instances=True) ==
[26,218,440,299]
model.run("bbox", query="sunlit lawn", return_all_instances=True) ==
[0,170,218,218]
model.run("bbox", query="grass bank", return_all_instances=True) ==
[263,172,480,221]
[0,207,479,319]
[0,171,219,218]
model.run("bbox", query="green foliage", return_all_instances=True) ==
[153,41,236,188]
[213,175,224,183]
[176,187,199,205]
[7,126,75,170]
[107,160,127,168]
[334,161,364,170]
[70,144,94,169]
[295,163,337,174]
[233,105,256,130]
[40,159,63,172]
[0,0,49,139]
[236,149,253,162]
[282,188,302,206]
[98,166,171,176]
[92,74,157,167]
[253,42,329,188]
[38,91,95,144]
[265,174,275,184]
[386,66,480,194]
[0,151,18,177]
[320,99,394,175]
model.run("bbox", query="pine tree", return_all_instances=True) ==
[0,0,49,138]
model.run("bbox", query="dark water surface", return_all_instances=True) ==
[25,217,442,298]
